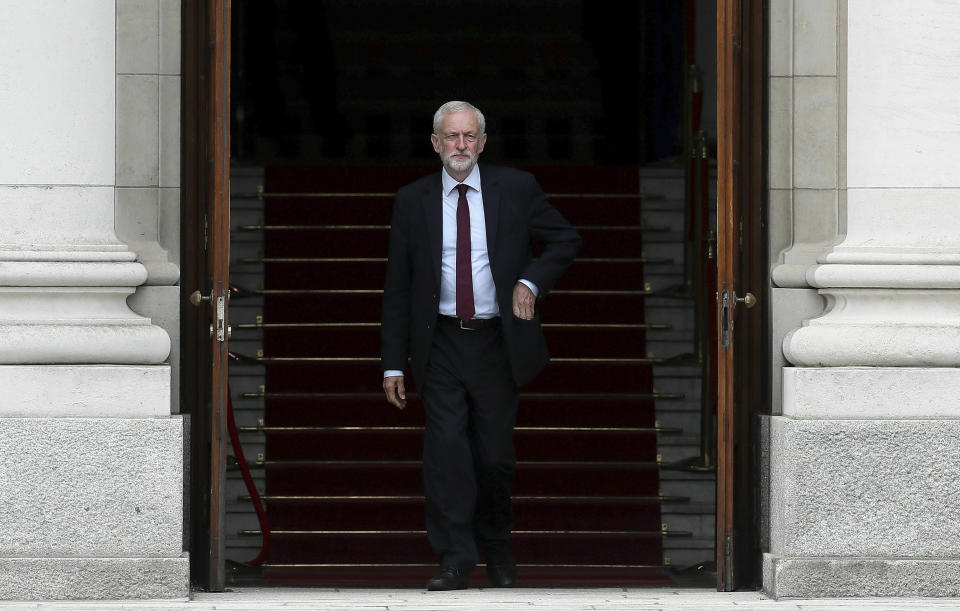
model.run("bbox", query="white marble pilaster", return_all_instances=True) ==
[115,0,183,414]
[116,0,181,287]
[769,0,844,289]
[0,0,169,366]
[783,1,960,368]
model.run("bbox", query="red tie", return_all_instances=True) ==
[455,183,475,321]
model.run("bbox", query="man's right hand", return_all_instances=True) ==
[383,375,407,410]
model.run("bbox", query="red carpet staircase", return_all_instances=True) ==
[232,165,688,584]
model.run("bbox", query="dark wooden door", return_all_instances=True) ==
[184,0,232,592]
[205,0,232,591]
[716,0,766,591]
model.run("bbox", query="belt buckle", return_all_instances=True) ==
[459,319,477,331]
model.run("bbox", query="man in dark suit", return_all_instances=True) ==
[381,101,580,591]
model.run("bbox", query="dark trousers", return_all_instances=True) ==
[420,318,519,571]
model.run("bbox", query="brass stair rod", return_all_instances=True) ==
[235,187,650,200]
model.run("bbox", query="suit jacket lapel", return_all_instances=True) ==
[421,175,443,289]
[480,166,500,268]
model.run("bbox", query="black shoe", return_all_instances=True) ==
[426,566,470,591]
[485,549,518,587]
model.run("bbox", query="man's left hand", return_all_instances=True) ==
[513,282,536,320]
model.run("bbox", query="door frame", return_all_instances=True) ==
[181,0,768,590]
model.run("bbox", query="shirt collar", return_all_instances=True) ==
[441,163,482,196]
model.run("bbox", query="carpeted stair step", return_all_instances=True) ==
[265,196,394,226]
[261,324,649,358]
[264,461,660,496]
[255,224,661,258]
[261,564,673,585]
[516,166,643,193]
[262,194,653,228]
[263,427,661,462]
[548,198,644,226]
[573,227,657,257]
[263,496,667,531]
[262,227,389,258]
[261,393,661,428]
[266,531,668,565]
[258,258,650,291]
[261,360,654,393]
[257,290,650,324]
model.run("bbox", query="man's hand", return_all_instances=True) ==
[383,375,407,410]
[513,282,536,320]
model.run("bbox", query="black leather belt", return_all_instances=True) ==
[438,315,501,331]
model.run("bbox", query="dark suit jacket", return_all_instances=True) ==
[381,165,581,387]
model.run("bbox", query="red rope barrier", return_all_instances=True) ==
[226,389,272,566]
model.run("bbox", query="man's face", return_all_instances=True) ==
[431,110,487,178]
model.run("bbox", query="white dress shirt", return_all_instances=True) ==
[439,164,499,319]
[384,164,538,378]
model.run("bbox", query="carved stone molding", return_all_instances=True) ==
[784,288,960,367]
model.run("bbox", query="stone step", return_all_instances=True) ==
[664,544,716,571]
[662,500,716,516]
[655,401,702,414]
[664,535,715,552]
[661,514,715,542]
[641,230,686,244]
[659,441,702,456]
[642,210,685,233]
[657,411,707,434]
[660,445,710,464]
[642,241,684,261]
[651,365,702,378]
[653,376,703,398]
[647,341,695,360]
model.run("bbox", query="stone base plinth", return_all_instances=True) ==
[0,417,184,556]
[764,555,960,598]
[783,366,960,419]
[0,365,170,418]
[0,556,188,600]
[766,391,960,598]
[769,416,960,558]
[0,417,186,599]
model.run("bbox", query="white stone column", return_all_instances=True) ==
[0,0,186,599]
[766,0,960,598]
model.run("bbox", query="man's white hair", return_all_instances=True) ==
[432,101,486,135]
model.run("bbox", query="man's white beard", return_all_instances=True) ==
[442,150,476,175]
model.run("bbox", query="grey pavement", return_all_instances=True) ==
[3,588,960,610]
